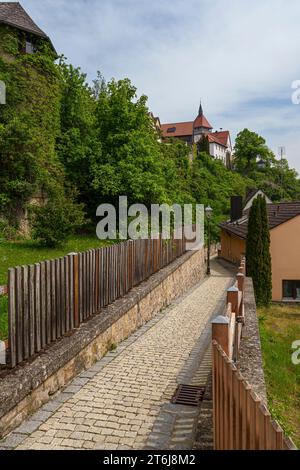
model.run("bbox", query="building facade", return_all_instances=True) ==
[220,192,300,301]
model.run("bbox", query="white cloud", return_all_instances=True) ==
[19,0,300,172]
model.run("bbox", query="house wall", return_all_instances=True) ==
[221,215,300,301]
[220,229,246,264]
[270,215,300,301]
[209,142,227,165]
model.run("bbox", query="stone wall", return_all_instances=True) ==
[0,247,207,438]
[237,277,267,403]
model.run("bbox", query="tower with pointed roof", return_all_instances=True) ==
[193,101,213,143]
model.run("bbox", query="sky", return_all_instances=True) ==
[18,0,300,172]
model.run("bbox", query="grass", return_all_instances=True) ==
[258,304,300,448]
[0,235,112,340]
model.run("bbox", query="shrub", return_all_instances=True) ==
[30,196,85,247]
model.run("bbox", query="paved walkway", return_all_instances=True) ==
[1,259,232,450]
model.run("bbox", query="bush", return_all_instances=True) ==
[30,197,85,247]
[0,216,18,240]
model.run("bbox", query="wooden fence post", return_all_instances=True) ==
[212,315,230,356]
[70,253,79,328]
[237,272,245,292]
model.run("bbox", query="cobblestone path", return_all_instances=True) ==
[1,259,232,450]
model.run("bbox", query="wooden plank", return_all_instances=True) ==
[228,362,235,449]
[109,246,112,304]
[82,251,86,320]
[60,257,66,335]
[8,268,16,367]
[65,256,70,333]
[45,260,51,345]
[110,246,114,303]
[73,254,79,328]
[78,252,82,322]
[87,250,92,317]
[104,246,107,305]
[22,265,29,360]
[35,263,42,351]
[69,255,74,330]
[28,265,35,357]
[40,262,46,348]
[218,347,224,450]
[91,249,95,313]
[55,259,61,338]
[86,249,90,317]
[212,342,218,450]
[15,266,23,364]
[50,260,56,341]
[99,248,104,308]
[223,352,230,449]
[95,250,99,312]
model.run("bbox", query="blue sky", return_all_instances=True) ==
[19,0,300,172]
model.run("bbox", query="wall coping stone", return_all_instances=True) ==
[237,277,267,404]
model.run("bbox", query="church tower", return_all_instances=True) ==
[193,101,213,143]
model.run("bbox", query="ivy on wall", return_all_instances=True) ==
[0,25,84,242]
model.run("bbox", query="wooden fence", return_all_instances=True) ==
[212,341,297,450]
[6,234,189,368]
[212,257,297,450]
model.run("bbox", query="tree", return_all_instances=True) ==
[234,129,300,202]
[92,78,172,208]
[234,129,272,175]
[56,59,100,216]
[197,135,210,155]
[246,195,272,306]
[258,195,272,305]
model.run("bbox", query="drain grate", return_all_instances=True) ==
[171,384,206,406]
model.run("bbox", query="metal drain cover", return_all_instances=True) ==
[171,384,206,406]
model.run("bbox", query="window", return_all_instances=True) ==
[167,127,176,133]
[282,280,300,300]
[25,40,35,54]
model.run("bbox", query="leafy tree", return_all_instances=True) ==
[56,59,101,215]
[234,128,300,202]
[197,135,210,154]
[234,129,272,175]
[91,78,171,208]
[246,195,272,306]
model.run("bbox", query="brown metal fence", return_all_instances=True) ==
[7,234,188,368]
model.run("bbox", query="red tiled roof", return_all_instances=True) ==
[220,202,300,239]
[194,114,212,129]
[211,130,230,147]
[0,2,47,37]
[207,133,227,147]
[161,121,193,138]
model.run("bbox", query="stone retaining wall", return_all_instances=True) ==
[0,247,207,438]
[237,277,267,403]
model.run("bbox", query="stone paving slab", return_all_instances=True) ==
[0,259,232,451]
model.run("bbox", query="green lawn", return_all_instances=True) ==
[0,235,112,340]
[258,304,300,448]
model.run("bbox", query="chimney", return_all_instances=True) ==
[231,196,243,222]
